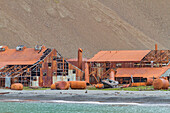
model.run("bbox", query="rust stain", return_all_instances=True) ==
[88,50,151,62]
[0,47,47,68]
[115,67,170,78]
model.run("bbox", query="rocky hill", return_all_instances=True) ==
[0,0,169,58]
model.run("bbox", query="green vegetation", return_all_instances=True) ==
[47,0,59,4]
[23,87,50,90]
[87,86,170,91]
[21,86,170,91]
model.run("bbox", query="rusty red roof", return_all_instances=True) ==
[0,47,46,68]
[115,67,170,78]
[67,58,88,62]
[88,50,150,62]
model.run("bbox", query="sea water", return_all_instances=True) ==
[0,101,170,113]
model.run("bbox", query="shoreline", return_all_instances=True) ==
[0,89,170,104]
[1,99,170,107]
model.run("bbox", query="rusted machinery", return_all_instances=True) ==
[153,78,169,90]
[131,82,146,87]
[101,79,119,88]
[51,81,87,90]
[146,78,153,86]
[70,81,86,89]
[51,81,70,90]
[95,84,104,89]
[51,83,57,90]
[56,81,70,90]
[11,83,23,90]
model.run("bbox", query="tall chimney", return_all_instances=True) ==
[155,44,158,54]
[155,44,158,51]
[78,48,83,70]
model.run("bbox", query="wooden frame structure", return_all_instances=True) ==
[0,46,84,88]
[86,50,170,84]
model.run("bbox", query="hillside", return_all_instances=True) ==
[99,0,170,50]
[0,0,168,58]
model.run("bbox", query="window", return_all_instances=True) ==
[53,72,56,76]
[33,77,37,81]
[0,48,5,51]
[48,63,52,67]
[43,72,46,76]
[73,69,76,74]
[62,72,66,76]
[38,64,42,68]
[16,45,25,51]
[27,72,31,75]
[53,56,57,60]
[116,63,122,68]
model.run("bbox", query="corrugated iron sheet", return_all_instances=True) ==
[88,50,151,62]
[115,67,170,78]
[0,48,46,68]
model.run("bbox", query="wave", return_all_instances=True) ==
[0,99,170,106]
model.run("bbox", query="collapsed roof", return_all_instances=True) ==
[0,45,46,68]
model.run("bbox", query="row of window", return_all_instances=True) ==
[42,69,76,76]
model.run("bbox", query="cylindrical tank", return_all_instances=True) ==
[70,81,86,89]
[11,83,23,90]
[95,84,104,89]
[55,81,70,90]
[131,82,146,87]
[51,83,57,90]
[153,78,169,90]
[146,78,153,86]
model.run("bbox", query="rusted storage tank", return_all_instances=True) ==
[70,81,86,89]
[95,84,104,89]
[153,78,169,90]
[11,83,23,90]
[131,82,146,87]
[55,81,70,90]
[146,78,153,86]
[51,83,57,90]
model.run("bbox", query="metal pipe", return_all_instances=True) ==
[155,44,158,50]
[78,48,83,70]
[85,62,89,83]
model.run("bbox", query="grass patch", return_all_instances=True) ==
[87,86,156,91]
[23,87,50,90]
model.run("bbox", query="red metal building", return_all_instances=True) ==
[86,49,170,84]
[0,45,84,88]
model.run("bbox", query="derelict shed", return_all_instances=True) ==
[0,45,84,88]
[0,45,46,88]
[86,49,170,84]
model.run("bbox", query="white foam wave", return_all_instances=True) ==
[0,99,170,106]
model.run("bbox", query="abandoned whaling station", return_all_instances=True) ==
[0,44,170,90]
[0,45,84,89]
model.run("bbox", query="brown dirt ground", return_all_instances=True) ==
[0,0,169,58]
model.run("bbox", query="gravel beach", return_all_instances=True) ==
[0,89,170,104]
